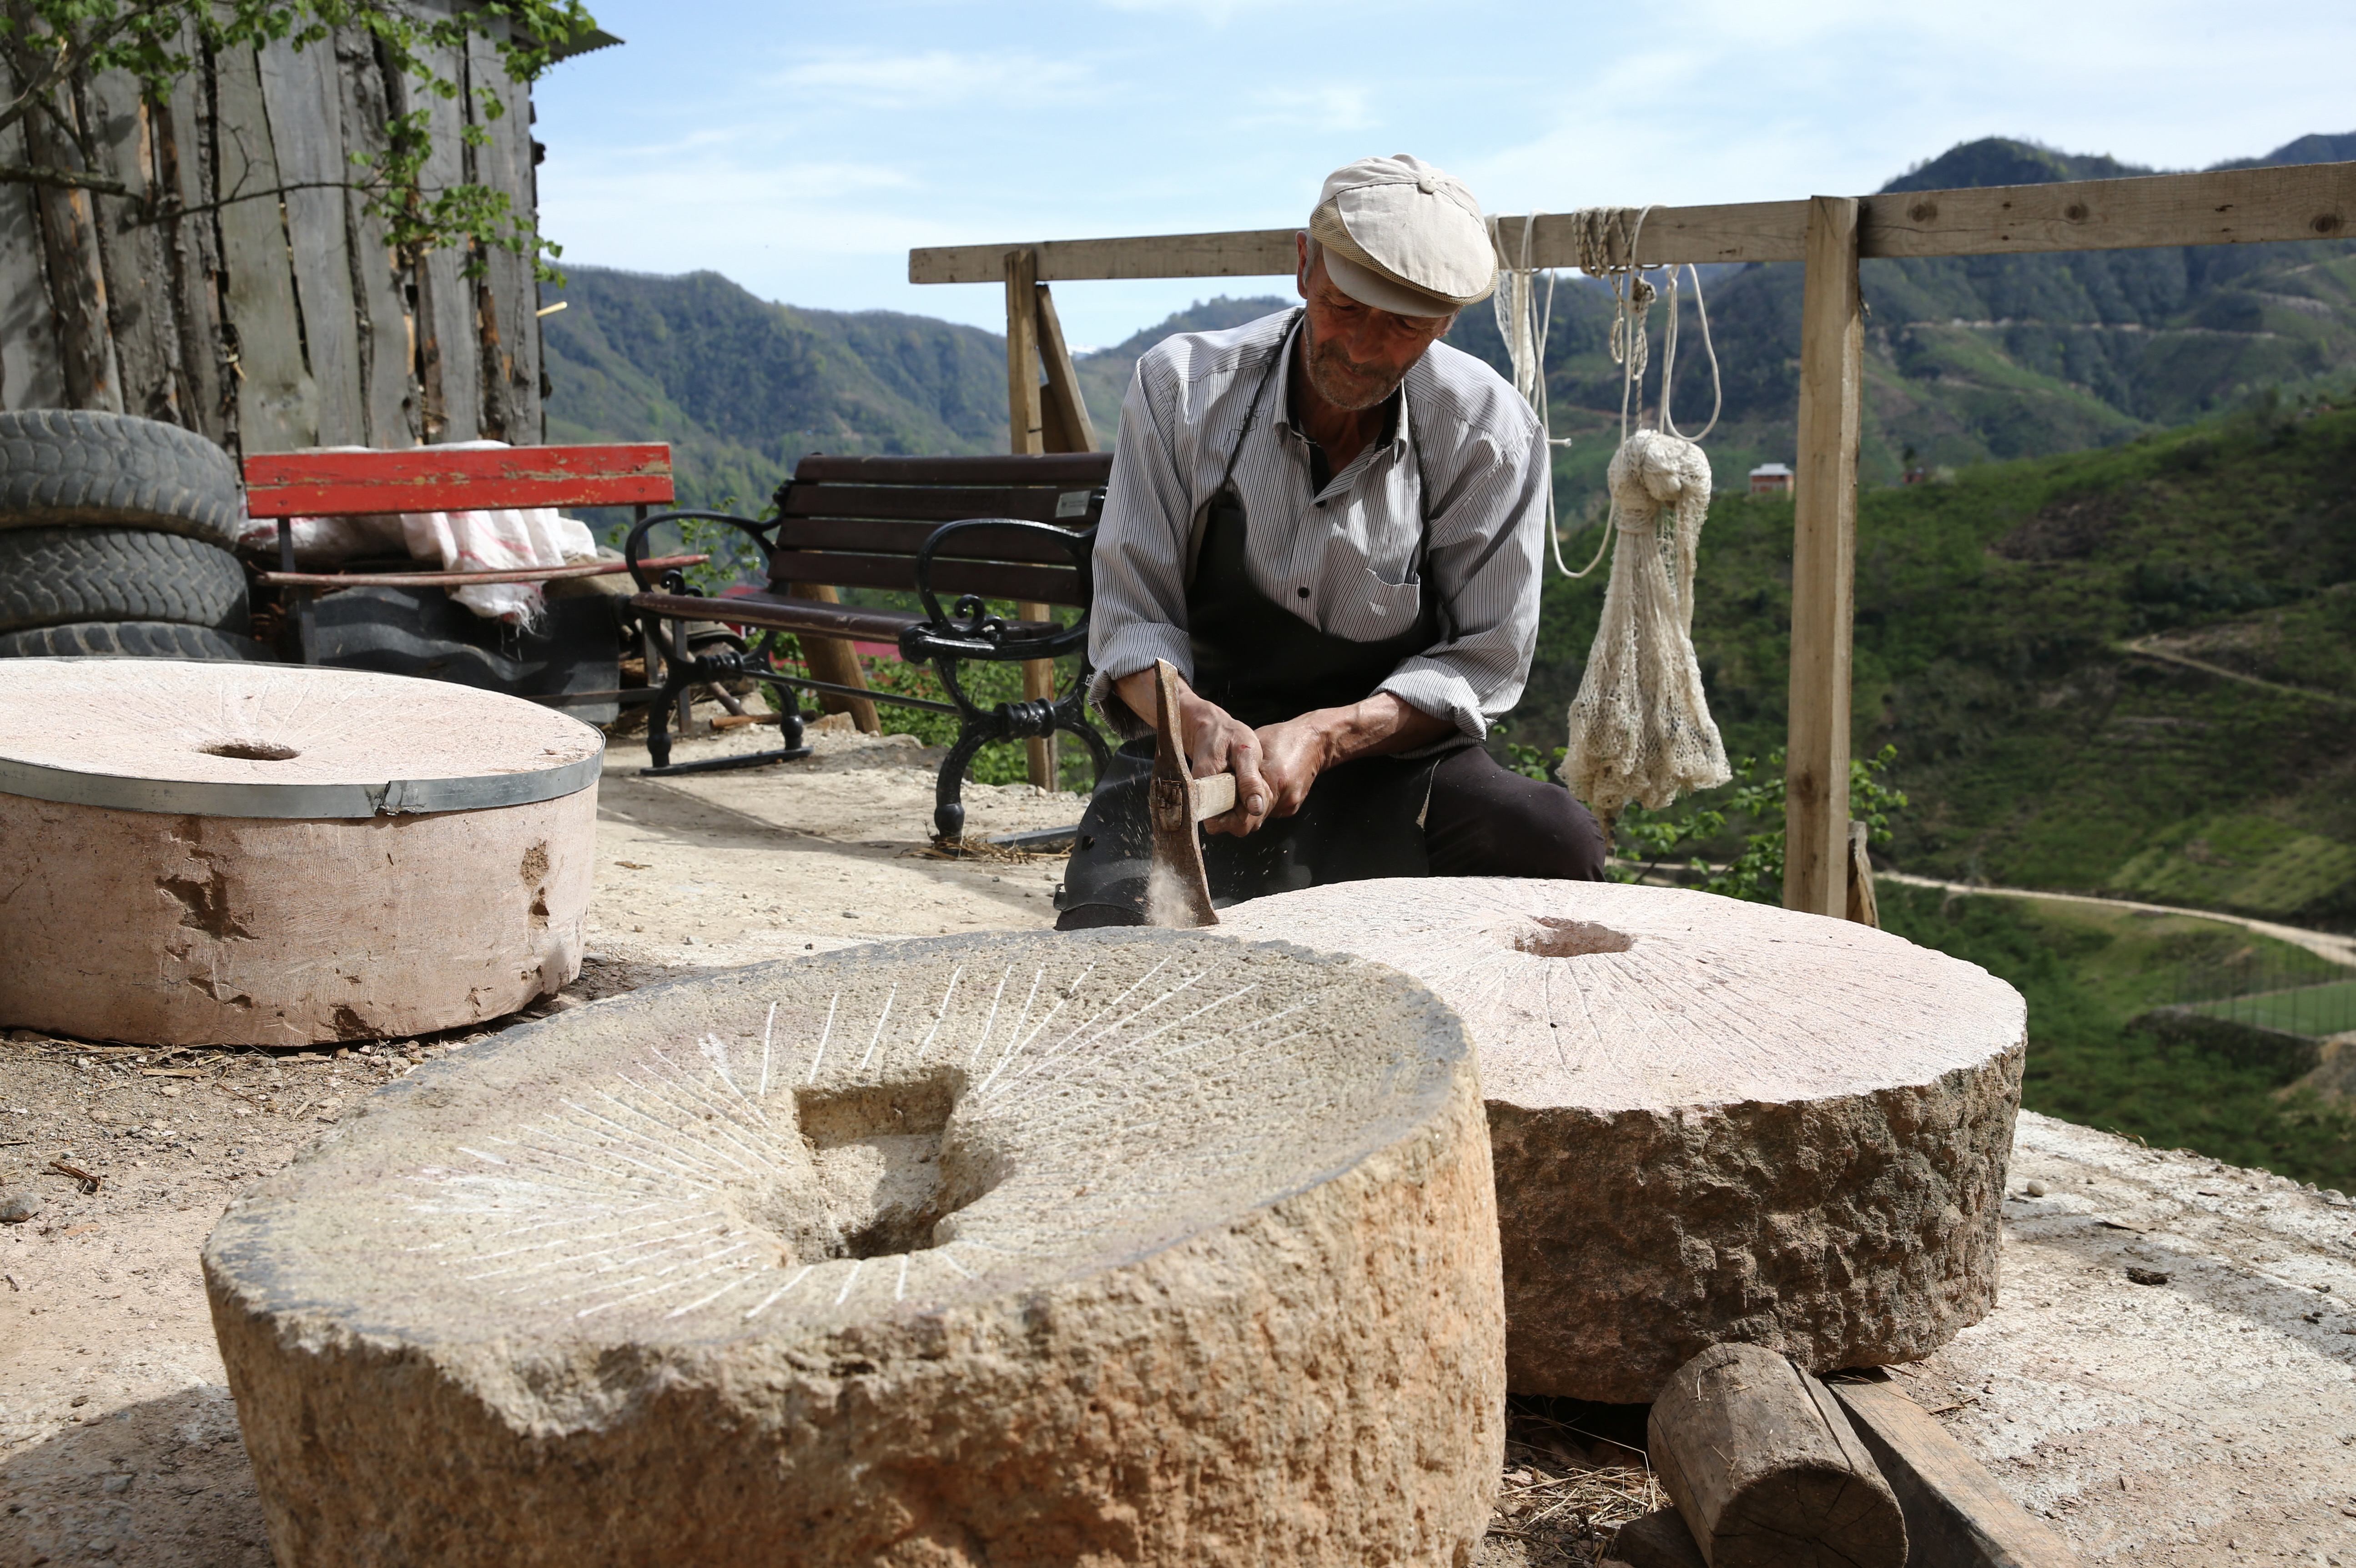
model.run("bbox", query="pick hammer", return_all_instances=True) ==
[1146,658,1235,927]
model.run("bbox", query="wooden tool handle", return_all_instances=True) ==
[1188,772,1237,823]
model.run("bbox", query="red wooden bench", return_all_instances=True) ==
[241,444,700,674]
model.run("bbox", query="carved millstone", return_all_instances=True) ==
[203,930,1503,1567]
[1222,878,2025,1402]
[0,659,601,1045]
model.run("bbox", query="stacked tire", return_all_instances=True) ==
[0,411,270,661]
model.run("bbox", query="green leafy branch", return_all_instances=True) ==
[1616,744,1909,904]
[0,0,593,280]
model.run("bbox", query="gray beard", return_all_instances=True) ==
[1304,328,1405,412]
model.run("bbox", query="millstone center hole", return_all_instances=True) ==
[201,739,299,762]
[737,1069,997,1264]
[1504,915,1634,959]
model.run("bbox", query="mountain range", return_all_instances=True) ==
[543,130,2356,520]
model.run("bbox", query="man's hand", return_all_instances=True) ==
[1114,668,1274,834]
[1115,668,1455,839]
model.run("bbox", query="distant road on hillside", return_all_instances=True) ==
[1877,871,2356,968]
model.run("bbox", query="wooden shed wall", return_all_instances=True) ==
[0,10,545,456]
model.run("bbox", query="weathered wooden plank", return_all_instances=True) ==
[630,590,921,646]
[386,35,479,442]
[916,226,1297,285]
[464,26,538,442]
[1784,197,1863,919]
[783,582,880,731]
[1035,281,1096,452]
[157,42,230,442]
[335,31,418,447]
[259,553,703,588]
[765,550,1083,607]
[242,442,673,516]
[781,486,1102,528]
[257,35,364,444]
[1831,1377,2080,1568]
[211,43,318,451]
[1860,160,2356,258]
[84,68,181,422]
[0,60,67,409]
[794,452,1112,486]
[908,161,2356,283]
[1005,248,1044,456]
[13,64,121,409]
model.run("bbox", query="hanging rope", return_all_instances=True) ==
[1487,206,1726,577]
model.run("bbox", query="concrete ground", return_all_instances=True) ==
[3,720,2353,1565]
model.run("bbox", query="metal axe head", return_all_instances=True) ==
[1145,659,1219,928]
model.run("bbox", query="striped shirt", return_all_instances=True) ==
[1087,308,1546,742]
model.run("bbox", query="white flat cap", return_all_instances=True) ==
[1309,154,1495,317]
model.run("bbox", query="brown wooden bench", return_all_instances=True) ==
[623,451,1113,839]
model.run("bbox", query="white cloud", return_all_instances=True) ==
[771,48,1098,109]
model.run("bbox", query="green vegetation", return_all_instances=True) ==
[2187,981,2356,1038]
[1878,887,2356,1187]
[1507,397,2356,927]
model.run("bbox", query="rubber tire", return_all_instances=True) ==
[0,620,273,662]
[0,526,249,634]
[0,411,245,548]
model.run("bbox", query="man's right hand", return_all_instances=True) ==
[1113,667,1271,837]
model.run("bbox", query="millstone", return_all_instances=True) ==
[0,658,601,1046]
[1221,878,2025,1402]
[202,929,1503,1567]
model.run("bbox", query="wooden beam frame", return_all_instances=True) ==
[913,161,2355,281]
[916,158,2356,915]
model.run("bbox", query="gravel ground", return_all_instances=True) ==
[4,723,2354,1565]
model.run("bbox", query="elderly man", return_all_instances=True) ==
[1055,154,1606,930]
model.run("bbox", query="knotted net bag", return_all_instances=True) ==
[1561,428,1730,818]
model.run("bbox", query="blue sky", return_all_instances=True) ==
[533,0,2356,350]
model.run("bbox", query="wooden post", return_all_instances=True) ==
[785,583,880,733]
[1783,196,1863,919]
[1005,249,1057,788]
[1035,281,1097,453]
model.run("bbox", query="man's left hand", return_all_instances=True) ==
[1248,717,1329,823]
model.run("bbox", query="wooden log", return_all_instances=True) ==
[1610,1508,1708,1568]
[392,35,480,442]
[785,583,880,732]
[257,35,365,445]
[1647,1343,1907,1568]
[1783,196,1862,918]
[212,44,319,452]
[0,60,68,409]
[1829,1376,2080,1568]
[334,31,419,447]
[906,161,2356,282]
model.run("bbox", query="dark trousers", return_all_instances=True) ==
[1056,744,1606,929]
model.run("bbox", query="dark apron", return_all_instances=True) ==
[1062,313,1464,919]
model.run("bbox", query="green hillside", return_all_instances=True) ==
[539,267,1007,517]
[1443,134,2356,519]
[1509,395,2356,929]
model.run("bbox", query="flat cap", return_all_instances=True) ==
[1309,154,1495,317]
